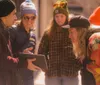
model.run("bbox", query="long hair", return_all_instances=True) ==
[47,16,68,38]
[72,28,87,60]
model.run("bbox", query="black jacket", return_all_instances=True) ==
[0,20,24,85]
[0,21,17,71]
[9,24,36,57]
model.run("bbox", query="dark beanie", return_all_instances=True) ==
[0,0,15,17]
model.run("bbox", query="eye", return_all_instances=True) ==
[31,16,36,20]
[23,16,36,21]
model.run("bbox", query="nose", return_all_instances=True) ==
[28,18,32,22]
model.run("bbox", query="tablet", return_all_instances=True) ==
[18,53,48,70]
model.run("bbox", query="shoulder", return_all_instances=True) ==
[43,30,49,36]
[89,32,100,51]
[86,28,100,40]
[9,25,18,32]
[8,25,19,38]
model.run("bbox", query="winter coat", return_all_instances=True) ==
[0,20,24,85]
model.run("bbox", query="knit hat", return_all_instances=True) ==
[69,15,90,28]
[53,0,68,18]
[89,6,100,25]
[0,0,15,17]
[20,0,37,16]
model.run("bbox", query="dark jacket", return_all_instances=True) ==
[9,24,36,57]
[0,20,23,85]
[8,24,36,67]
[0,21,17,71]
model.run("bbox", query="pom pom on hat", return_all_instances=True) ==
[53,0,69,18]
[89,6,100,25]
[20,0,37,16]
[0,0,15,17]
[69,15,90,28]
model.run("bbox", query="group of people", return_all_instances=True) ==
[38,1,100,85]
[0,0,100,85]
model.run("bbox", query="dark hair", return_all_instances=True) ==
[46,16,68,38]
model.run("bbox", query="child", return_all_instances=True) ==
[38,0,81,85]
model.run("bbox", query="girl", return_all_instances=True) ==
[68,15,96,85]
[38,0,81,85]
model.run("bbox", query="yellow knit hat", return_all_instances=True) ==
[53,0,69,18]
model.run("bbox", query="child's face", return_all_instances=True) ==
[55,13,67,26]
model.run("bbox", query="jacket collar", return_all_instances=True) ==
[0,20,6,33]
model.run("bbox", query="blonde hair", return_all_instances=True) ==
[73,28,87,60]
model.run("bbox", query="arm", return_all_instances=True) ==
[38,31,49,58]
[9,27,40,70]
[9,27,36,54]
[22,30,36,53]
[0,32,18,70]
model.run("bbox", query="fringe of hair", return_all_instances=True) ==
[73,28,87,60]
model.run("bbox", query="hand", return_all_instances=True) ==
[27,58,41,71]
[7,56,19,63]
[23,47,33,53]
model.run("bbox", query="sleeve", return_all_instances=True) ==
[8,27,18,57]
[21,30,36,53]
[0,33,18,70]
[38,31,49,57]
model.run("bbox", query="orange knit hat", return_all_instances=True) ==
[89,6,100,25]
